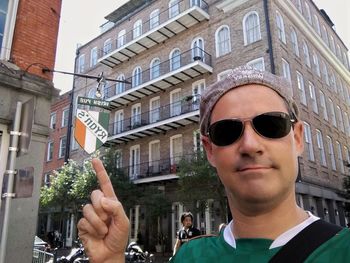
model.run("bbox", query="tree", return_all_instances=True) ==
[177,151,227,222]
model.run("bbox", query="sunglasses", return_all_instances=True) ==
[207,112,296,146]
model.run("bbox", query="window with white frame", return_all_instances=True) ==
[191,0,202,7]
[313,14,321,35]
[150,9,160,29]
[321,61,329,86]
[170,134,183,165]
[243,11,261,45]
[116,74,125,94]
[169,0,180,18]
[90,47,98,67]
[328,98,336,127]
[247,57,265,71]
[149,140,160,173]
[192,38,204,61]
[150,58,160,79]
[129,145,140,179]
[308,82,318,113]
[326,136,336,171]
[302,40,311,67]
[0,0,9,56]
[170,89,182,116]
[47,141,54,161]
[78,54,85,73]
[217,69,233,81]
[276,11,286,43]
[344,112,350,137]
[133,20,142,39]
[170,48,181,70]
[312,51,320,77]
[131,103,141,128]
[319,90,328,121]
[336,141,344,174]
[149,97,160,123]
[62,108,69,127]
[215,25,231,57]
[132,67,142,87]
[117,30,126,48]
[322,25,329,46]
[316,130,326,166]
[296,71,307,105]
[59,136,67,159]
[103,38,112,55]
[329,35,335,53]
[338,78,345,100]
[192,79,205,104]
[282,58,292,83]
[114,110,124,134]
[342,51,349,69]
[296,0,302,13]
[303,122,315,161]
[304,2,312,24]
[290,28,299,57]
[336,105,344,132]
[50,112,56,129]
[329,71,336,92]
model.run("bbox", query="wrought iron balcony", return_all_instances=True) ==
[103,47,212,109]
[107,94,200,144]
[98,0,209,67]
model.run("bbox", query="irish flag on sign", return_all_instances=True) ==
[74,109,109,154]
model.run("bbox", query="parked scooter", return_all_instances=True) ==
[56,241,89,263]
[125,242,154,263]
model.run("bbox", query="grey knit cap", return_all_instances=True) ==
[199,66,298,135]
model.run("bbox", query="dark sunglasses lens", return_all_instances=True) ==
[209,120,243,146]
[253,113,291,139]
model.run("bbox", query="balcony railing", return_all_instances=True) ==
[103,47,212,107]
[98,0,209,67]
[108,94,200,136]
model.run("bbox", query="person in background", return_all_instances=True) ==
[77,66,350,263]
[173,212,201,255]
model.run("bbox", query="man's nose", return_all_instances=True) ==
[237,122,264,156]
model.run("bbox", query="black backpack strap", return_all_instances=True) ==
[269,219,343,263]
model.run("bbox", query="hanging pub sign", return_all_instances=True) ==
[77,96,111,108]
[74,109,109,154]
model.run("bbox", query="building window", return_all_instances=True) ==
[62,108,69,127]
[116,74,125,94]
[302,40,311,68]
[328,98,336,127]
[169,0,180,18]
[132,67,142,87]
[90,47,98,67]
[312,51,320,77]
[117,30,126,48]
[313,14,321,35]
[115,150,123,169]
[170,89,182,116]
[319,90,328,121]
[129,145,140,179]
[336,105,344,132]
[336,141,344,174]
[304,2,312,24]
[247,57,265,71]
[149,97,160,123]
[303,122,315,161]
[103,38,112,55]
[316,130,326,166]
[78,54,85,73]
[243,11,261,45]
[281,58,291,83]
[149,140,160,174]
[150,9,159,29]
[329,35,335,53]
[329,71,337,93]
[344,112,350,137]
[131,103,141,128]
[133,20,142,39]
[192,79,205,104]
[59,137,67,159]
[296,71,306,105]
[150,58,160,79]
[47,141,54,162]
[192,38,204,61]
[50,112,56,129]
[322,25,329,46]
[321,61,329,86]
[326,136,336,171]
[290,28,299,57]
[170,134,183,165]
[215,25,231,57]
[44,173,51,186]
[276,11,286,44]
[0,0,10,59]
[170,48,181,71]
[308,82,318,114]
[296,0,302,13]
[114,110,124,134]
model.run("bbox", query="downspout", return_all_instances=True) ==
[263,0,275,74]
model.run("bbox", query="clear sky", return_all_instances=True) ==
[53,0,350,94]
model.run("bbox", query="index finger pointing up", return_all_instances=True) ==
[92,158,117,199]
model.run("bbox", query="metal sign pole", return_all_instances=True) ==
[0,101,22,263]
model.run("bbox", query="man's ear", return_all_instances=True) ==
[202,135,216,168]
[293,121,304,156]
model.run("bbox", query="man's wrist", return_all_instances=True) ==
[104,254,125,263]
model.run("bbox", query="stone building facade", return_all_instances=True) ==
[70,0,349,252]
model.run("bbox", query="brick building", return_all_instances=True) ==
[69,0,349,252]
[0,0,61,261]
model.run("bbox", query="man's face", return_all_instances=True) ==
[182,216,193,228]
[202,84,304,212]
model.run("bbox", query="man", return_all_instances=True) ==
[173,212,201,255]
[77,66,350,262]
